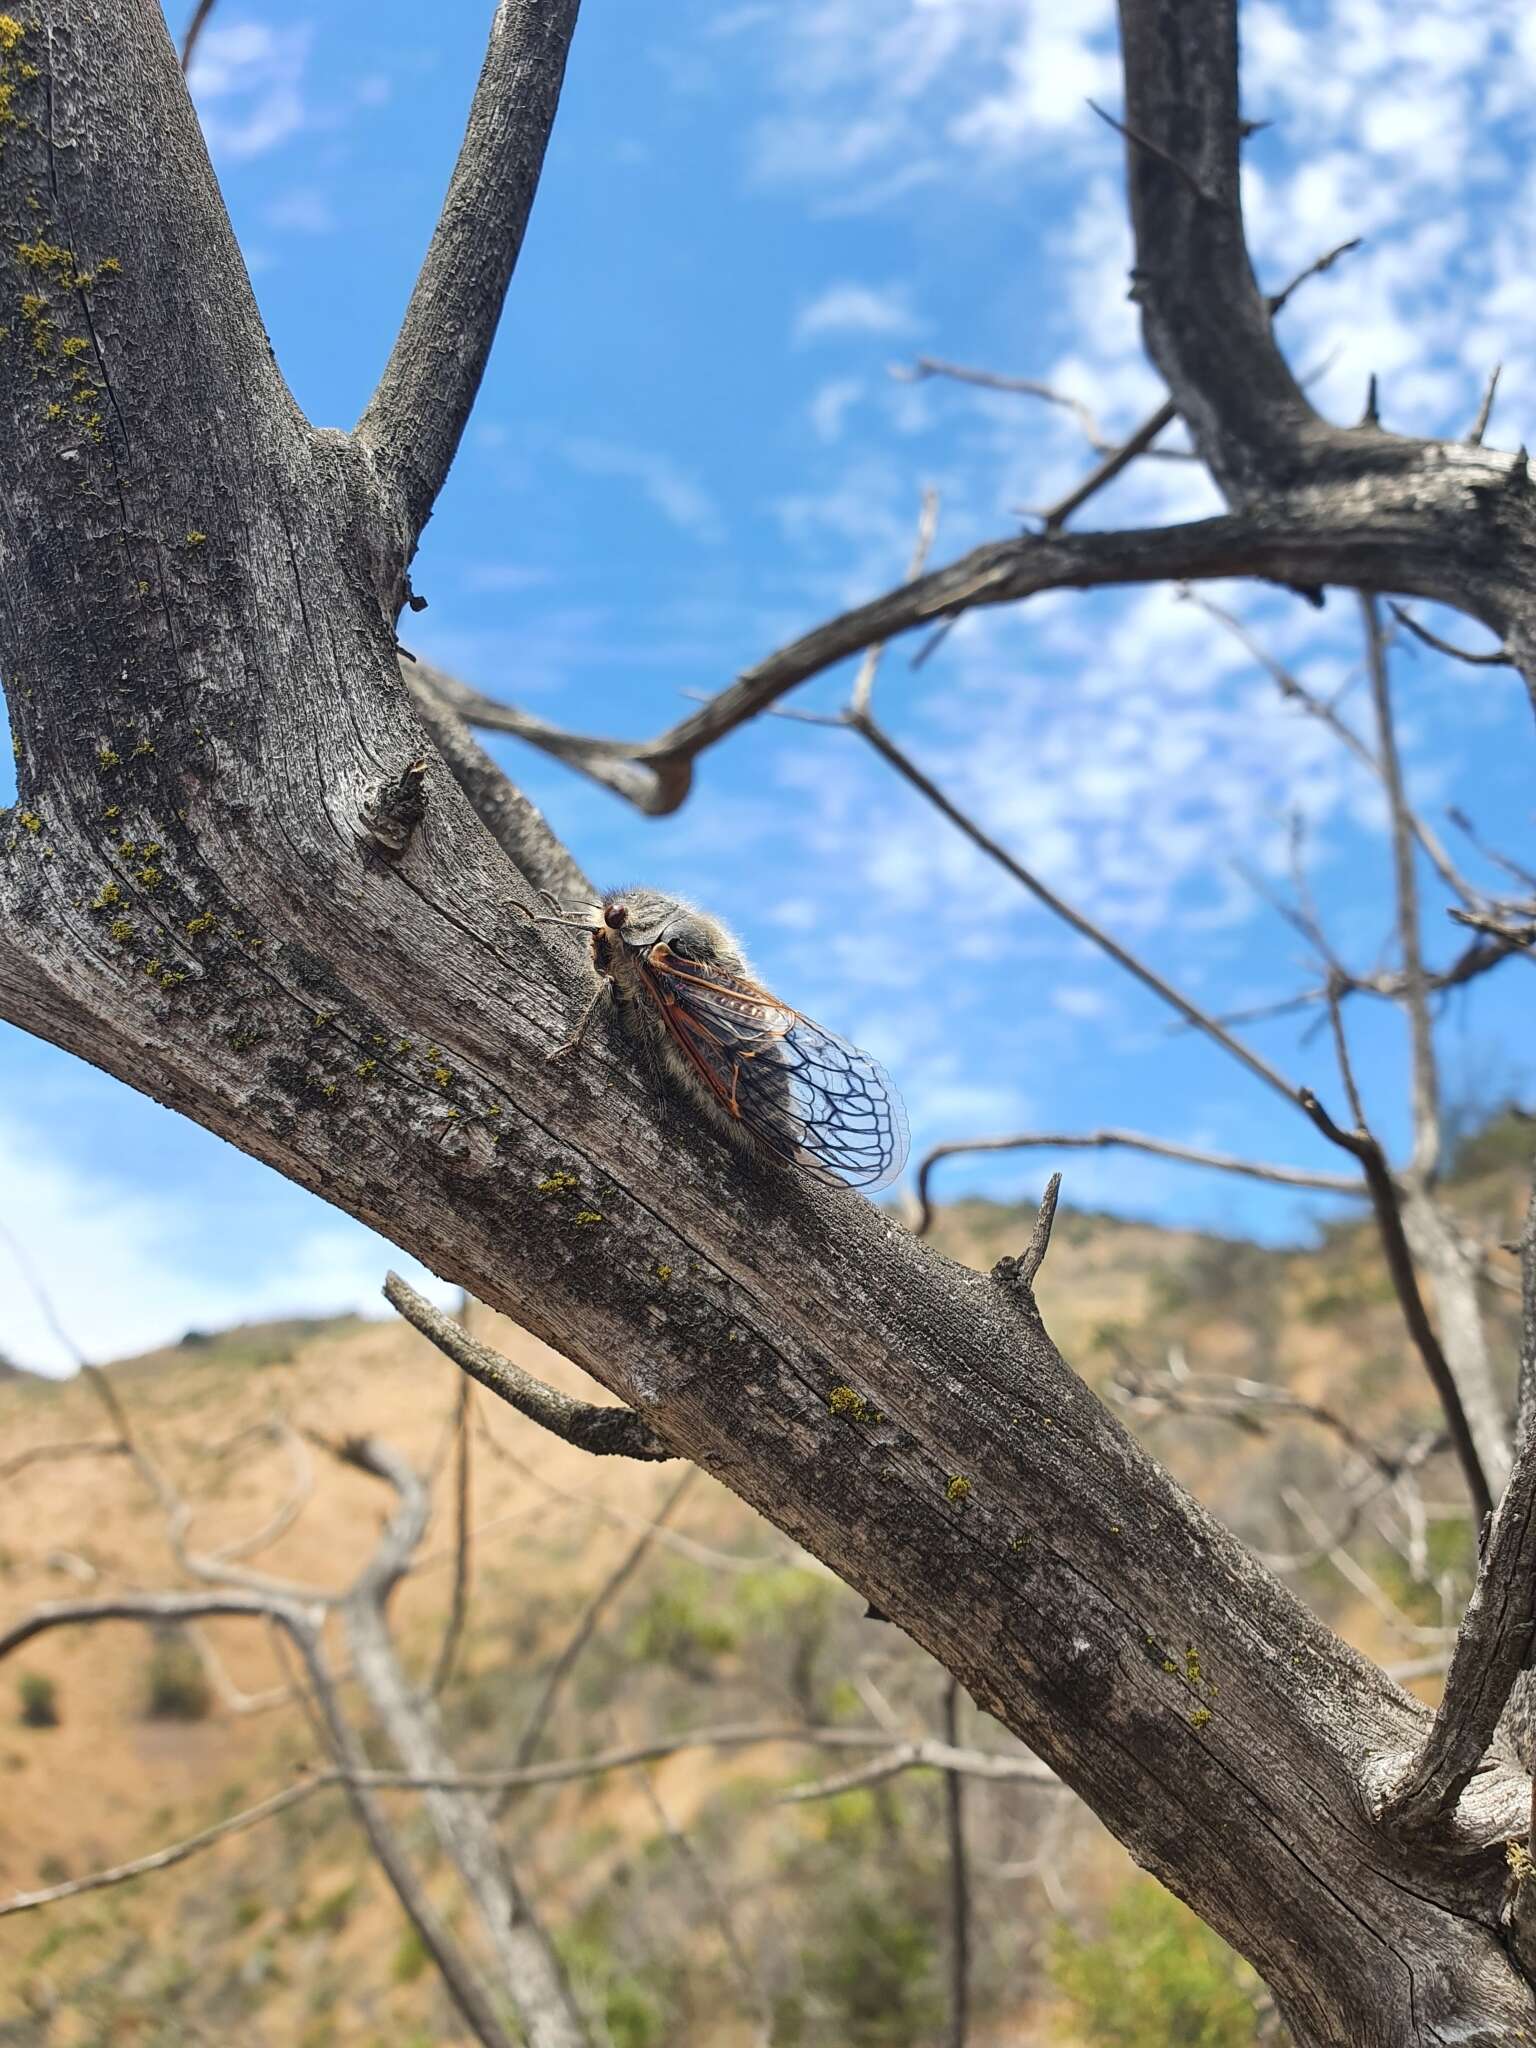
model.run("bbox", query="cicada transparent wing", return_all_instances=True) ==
[640,945,909,1192]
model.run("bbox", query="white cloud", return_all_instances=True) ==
[460,562,557,595]
[188,21,310,161]
[808,377,864,441]
[562,437,725,544]
[794,283,917,344]
[0,1112,454,1379]
[263,186,335,235]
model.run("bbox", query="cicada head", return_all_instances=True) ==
[592,889,749,990]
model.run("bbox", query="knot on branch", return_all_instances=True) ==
[358,758,429,859]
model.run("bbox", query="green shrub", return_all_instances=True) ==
[625,1570,738,1677]
[1050,1879,1264,2047]
[144,1629,212,1720]
[800,1891,943,2046]
[18,1672,58,1728]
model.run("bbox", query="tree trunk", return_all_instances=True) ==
[2,7,1534,2040]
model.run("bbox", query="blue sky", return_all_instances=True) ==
[3,0,1534,1371]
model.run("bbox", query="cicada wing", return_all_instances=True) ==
[643,951,909,1193]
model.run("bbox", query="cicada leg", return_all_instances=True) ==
[548,979,610,1063]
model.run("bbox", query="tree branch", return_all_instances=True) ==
[1376,1423,1536,1834]
[356,0,584,571]
[386,1271,674,1459]
[914,1129,1363,1236]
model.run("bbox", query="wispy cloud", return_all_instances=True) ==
[0,1109,454,1378]
[187,21,311,161]
[562,437,725,544]
[795,283,917,344]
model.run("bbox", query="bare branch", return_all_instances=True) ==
[509,1468,699,1778]
[1447,807,1536,894]
[845,713,1308,1107]
[356,0,583,563]
[178,0,217,72]
[1377,1421,1536,1834]
[0,1775,327,1918]
[432,1339,475,1698]
[1299,1086,1494,1523]
[1036,398,1177,533]
[1467,365,1502,447]
[386,1270,673,1460]
[1518,1174,1536,1453]
[943,1676,973,2048]
[0,1436,125,1483]
[426,483,1530,814]
[1362,592,1441,1178]
[914,1128,1362,1236]
[1116,0,1319,495]
[779,1737,1061,1803]
[991,1174,1063,1316]
[336,1436,590,2048]
[638,1769,774,2048]
[850,485,940,719]
[1182,588,1484,908]
[1390,603,1513,668]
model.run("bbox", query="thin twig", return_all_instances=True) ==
[432,1309,475,1697]
[1467,365,1502,446]
[1037,399,1176,532]
[844,714,1308,1108]
[1182,587,1484,909]
[179,0,217,71]
[1362,592,1441,1179]
[509,1469,700,1782]
[1299,1085,1493,1523]
[913,1128,1362,1235]
[943,1677,972,2048]
[850,485,940,718]
[1087,97,1212,202]
[1388,603,1512,668]
[1376,1413,1536,1833]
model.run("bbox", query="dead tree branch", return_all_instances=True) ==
[386,1271,673,1460]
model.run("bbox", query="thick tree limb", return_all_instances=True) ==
[419,466,1536,814]
[356,0,584,573]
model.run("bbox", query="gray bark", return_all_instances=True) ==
[3,5,1536,2042]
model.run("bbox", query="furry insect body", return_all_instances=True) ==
[565,888,908,1192]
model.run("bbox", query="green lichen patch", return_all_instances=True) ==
[945,1475,973,1506]
[537,1170,579,1195]
[1189,1706,1212,1730]
[89,881,121,911]
[96,745,121,772]
[16,808,39,832]
[828,1385,871,1422]
[184,530,206,548]
[135,865,162,890]
[0,16,25,53]
[354,1058,377,1080]
[185,913,215,938]
[107,919,134,945]
[574,1210,604,1227]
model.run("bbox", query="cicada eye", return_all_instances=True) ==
[604,903,629,931]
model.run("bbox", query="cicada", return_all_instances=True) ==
[536,888,909,1193]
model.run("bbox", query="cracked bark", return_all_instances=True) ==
[2,5,1536,2042]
